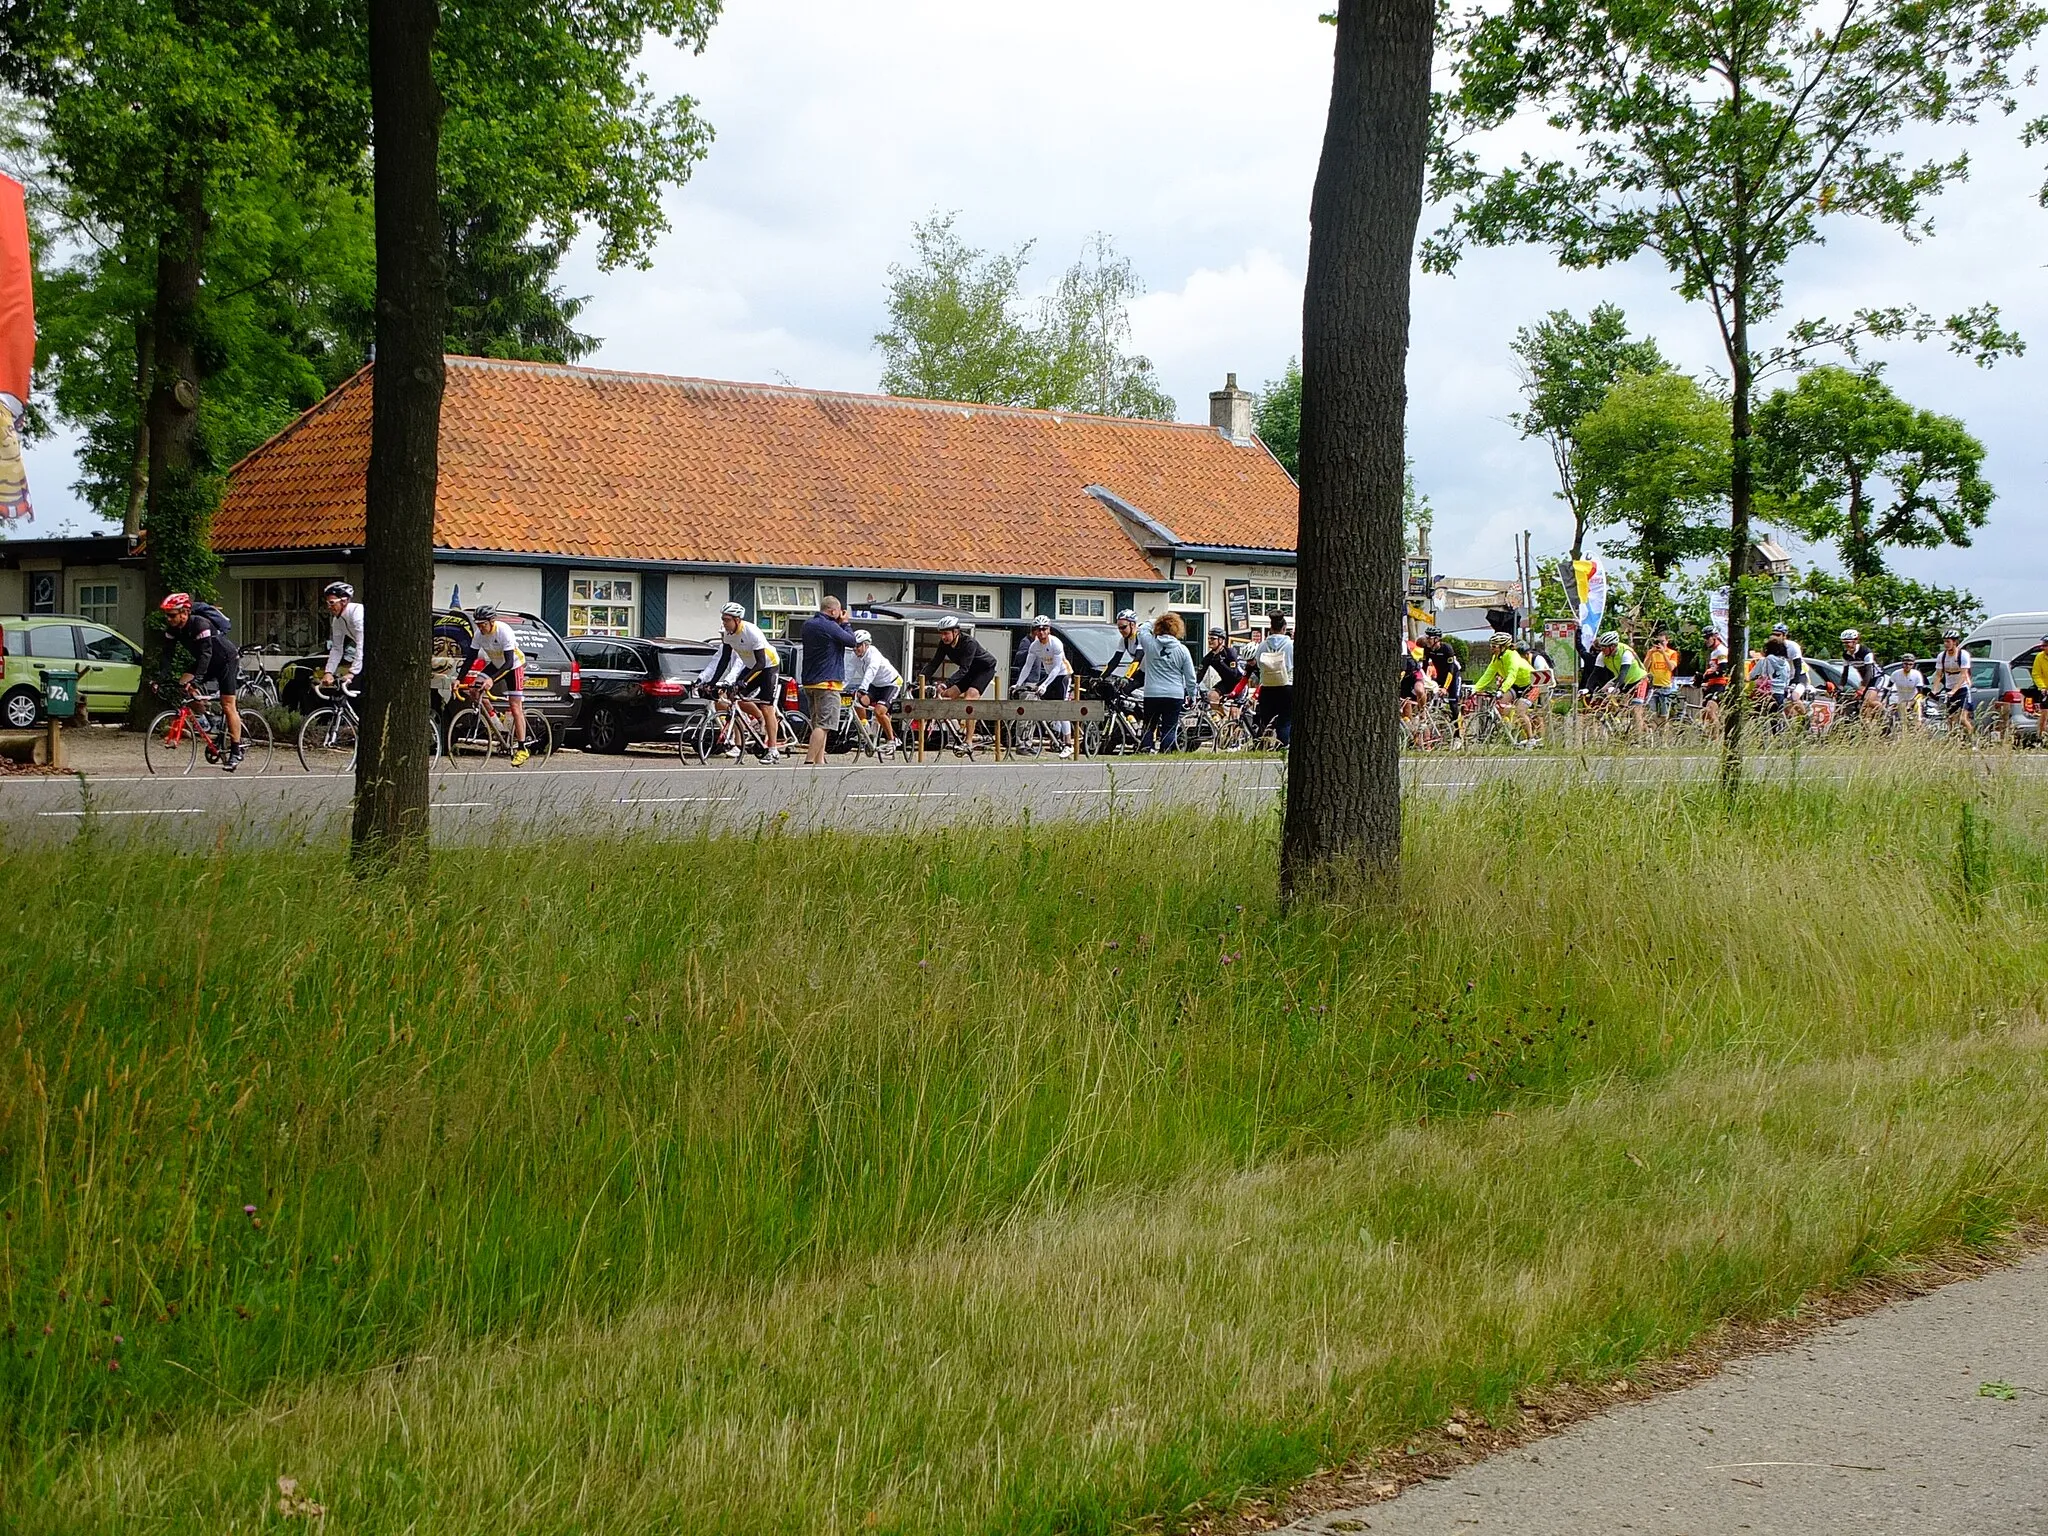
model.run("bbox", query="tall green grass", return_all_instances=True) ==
[3,760,2046,1526]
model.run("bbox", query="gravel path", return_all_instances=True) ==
[1286,1251,2048,1535]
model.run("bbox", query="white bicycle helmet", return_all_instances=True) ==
[853,629,872,645]
[720,602,746,618]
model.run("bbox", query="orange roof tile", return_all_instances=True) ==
[216,358,1299,580]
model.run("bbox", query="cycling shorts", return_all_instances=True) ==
[474,660,525,700]
[201,649,242,699]
[1945,687,1972,715]
[1625,678,1650,703]
[951,659,997,696]
[737,664,779,703]
[861,682,900,707]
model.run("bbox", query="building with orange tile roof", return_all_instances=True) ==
[203,357,1297,653]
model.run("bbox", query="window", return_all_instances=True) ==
[26,624,77,658]
[79,626,139,664]
[937,587,995,616]
[245,577,325,651]
[76,583,120,628]
[26,571,57,613]
[568,574,636,637]
[1055,590,1107,620]
[754,580,820,640]
[1244,581,1296,621]
[1169,578,1207,611]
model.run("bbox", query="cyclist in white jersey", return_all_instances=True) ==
[1932,630,1975,736]
[316,581,365,692]
[1014,615,1075,756]
[700,602,784,761]
[461,606,532,763]
[843,629,903,753]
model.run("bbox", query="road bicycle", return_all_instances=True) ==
[296,684,443,773]
[1401,693,1456,752]
[1464,690,1540,749]
[443,678,555,766]
[679,686,801,763]
[144,687,274,775]
[1002,687,1076,758]
[839,693,901,759]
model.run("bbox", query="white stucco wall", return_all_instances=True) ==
[432,564,542,615]
[665,573,729,641]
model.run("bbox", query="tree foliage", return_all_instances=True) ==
[1430,0,2040,791]
[1576,369,1730,579]
[1753,364,1990,582]
[1254,356,1302,475]
[876,214,1174,419]
[1508,304,1664,557]
[1750,567,1985,660]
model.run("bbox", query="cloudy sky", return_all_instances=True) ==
[23,0,2048,614]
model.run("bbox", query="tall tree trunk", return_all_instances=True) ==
[1845,466,1871,581]
[135,174,213,720]
[1280,0,1432,898]
[124,318,154,540]
[352,0,445,870]
[1720,274,1753,800]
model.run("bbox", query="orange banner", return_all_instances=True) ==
[0,174,30,404]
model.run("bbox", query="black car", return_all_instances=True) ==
[567,636,717,751]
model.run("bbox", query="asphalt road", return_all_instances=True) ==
[1287,1251,2048,1536]
[2,746,2039,848]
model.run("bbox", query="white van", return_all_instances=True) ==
[1962,612,2048,664]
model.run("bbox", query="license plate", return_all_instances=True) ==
[526,676,549,689]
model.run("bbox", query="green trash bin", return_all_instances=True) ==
[41,668,79,720]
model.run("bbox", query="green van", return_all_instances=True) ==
[1,613,146,728]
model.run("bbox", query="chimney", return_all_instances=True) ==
[1209,372,1254,445]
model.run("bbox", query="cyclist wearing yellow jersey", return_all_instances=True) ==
[461,606,532,765]
[1469,633,1539,745]
[2025,633,2048,715]
[1592,630,1650,735]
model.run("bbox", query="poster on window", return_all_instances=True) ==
[1225,583,1250,635]
[0,174,34,524]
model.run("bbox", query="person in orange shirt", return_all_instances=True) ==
[1645,630,1681,733]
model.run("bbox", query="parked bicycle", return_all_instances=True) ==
[444,676,554,765]
[144,685,274,775]
[235,643,284,712]
[296,684,442,773]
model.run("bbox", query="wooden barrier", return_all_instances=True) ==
[899,697,1100,762]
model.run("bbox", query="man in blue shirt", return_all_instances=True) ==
[799,596,861,765]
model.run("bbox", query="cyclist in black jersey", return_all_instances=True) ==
[930,616,998,698]
[159,591,246,768]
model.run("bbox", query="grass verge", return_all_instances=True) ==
[4,757,2046,1528]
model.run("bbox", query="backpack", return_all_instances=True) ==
[1257,641,1290,686]
[191,600,233,637]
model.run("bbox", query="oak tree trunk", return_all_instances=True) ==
[1720,278,1753,799]
[352,0,445,870]
[1280,0,1432,898]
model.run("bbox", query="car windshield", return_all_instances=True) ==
[1059,624,1123,670]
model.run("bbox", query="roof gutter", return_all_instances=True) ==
[426,548,1177,589]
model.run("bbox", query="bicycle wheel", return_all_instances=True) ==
[445,706,496,765]
[232,710,275,774]
[517,709,555,763]
[677,708,717,764]
[143,709,199,775]
[297,706,359,773]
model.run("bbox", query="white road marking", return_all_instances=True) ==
[433,801,496,810]
[615,795,737,805]
[38,808,204,817]
[1051,787,1159,796]
[846,791,958,800]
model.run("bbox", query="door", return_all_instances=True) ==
[77,625,143,713]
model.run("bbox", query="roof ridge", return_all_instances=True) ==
[442,354,1227,435]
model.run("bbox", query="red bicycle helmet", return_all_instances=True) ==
[159,592,193,613]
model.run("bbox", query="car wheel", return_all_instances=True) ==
[2,686,41,730]
[585,703,628,753]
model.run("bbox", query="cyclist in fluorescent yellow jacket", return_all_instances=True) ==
[1468,634,1540,746]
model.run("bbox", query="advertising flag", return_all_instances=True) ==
[1559,556,1606,651]
[0,173,34,524]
